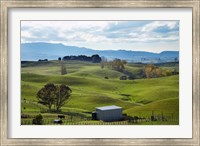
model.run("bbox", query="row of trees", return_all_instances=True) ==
[37,83,72,111]
[101,58,177,79]
[101,58,127,72]
[60,55,177,79]
[63,54,102,63]
[143,64,177,78]
[38,59,48,62]
[60,54,102,75]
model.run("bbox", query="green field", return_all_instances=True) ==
[21,60,179,125]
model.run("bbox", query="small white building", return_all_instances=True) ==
[95,105,123,122]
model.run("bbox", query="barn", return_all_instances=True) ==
[93,105,123,122]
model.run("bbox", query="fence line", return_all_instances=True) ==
[21,109,178,125]
[21,117,179,125]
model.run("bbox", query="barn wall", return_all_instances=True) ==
[96,108,123,122]
[96,109,104,120]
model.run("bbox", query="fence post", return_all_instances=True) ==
[161,112,164,121]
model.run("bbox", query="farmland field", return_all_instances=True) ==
[21,60,179,125]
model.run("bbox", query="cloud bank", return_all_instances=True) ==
[21,20,179,53]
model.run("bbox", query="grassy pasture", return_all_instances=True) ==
[21,60,179,125]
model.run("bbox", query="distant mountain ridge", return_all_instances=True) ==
[21,42,179,63]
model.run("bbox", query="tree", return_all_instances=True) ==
[103,58,127,72]
[100,62,104,69]
[111,59,126,72]
[91,54,102,63]
[37,83,72,111]
[143,64,174,78]
[166,70,172,76]
[122,60,127,65]
[100,56,108,69]
[58,57,61,61]
[174,57,178,62]
[55,84,72,111]
[37,83,57,110]
[61,61,67,75]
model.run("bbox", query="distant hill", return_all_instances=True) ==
[21,42,179,63]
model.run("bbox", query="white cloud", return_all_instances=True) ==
[141,21,178,32]
[21,31,32,38]
[21,21,110,32]
[21,20,179,52]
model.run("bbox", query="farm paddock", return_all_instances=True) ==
[21,60,179,125]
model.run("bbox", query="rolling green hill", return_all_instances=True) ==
[21,60,179,125]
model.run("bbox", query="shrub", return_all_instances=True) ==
[120,76,127,80]
[32,114,43,125]
[104,76,109,79]
[21,114,30,119]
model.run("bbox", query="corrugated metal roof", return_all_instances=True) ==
[96,105,122,111]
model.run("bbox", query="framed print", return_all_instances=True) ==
[0,0,199,145]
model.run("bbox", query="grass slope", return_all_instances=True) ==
[21,60,179,124]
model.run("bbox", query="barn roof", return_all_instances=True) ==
[96,105,122,111]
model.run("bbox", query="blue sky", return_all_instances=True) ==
[21,21,179,53]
